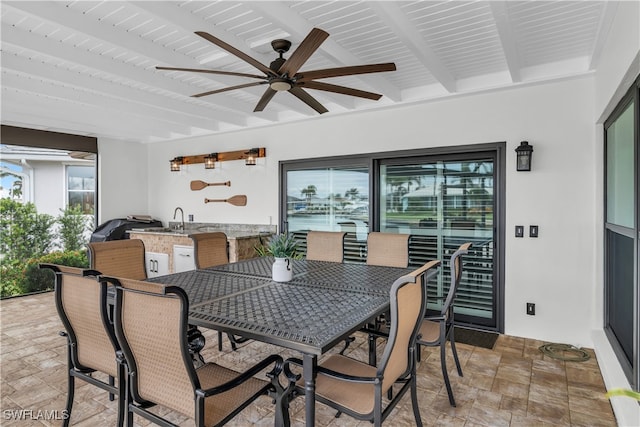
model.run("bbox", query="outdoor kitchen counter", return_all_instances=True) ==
[127,224,275,272]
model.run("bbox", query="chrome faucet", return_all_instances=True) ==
[173,207,184,231]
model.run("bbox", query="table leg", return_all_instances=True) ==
[369,333,377,366]
[303,353,317,427]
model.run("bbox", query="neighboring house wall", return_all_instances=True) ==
[1,148,95,217]
[32,161,65,217]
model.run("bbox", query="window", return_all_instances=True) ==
[0,161,26,201]
[280,143,505,330]
[282,158,370,262]
[67,165,95,214]
[604,76,639,390]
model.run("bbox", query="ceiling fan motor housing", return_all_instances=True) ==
[271,39,292,54]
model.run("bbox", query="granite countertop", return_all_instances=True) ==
[127,222,275,240]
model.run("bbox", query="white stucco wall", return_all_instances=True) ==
[139,76,597,347]
[594,2,640,120]
[97,137,148,223]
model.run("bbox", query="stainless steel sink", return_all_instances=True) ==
[134,227,188,234]
[197,226,222,232]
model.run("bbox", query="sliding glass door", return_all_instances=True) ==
[378,154,497,327]
[280,143,505,331]
[282,158,371,260]
[604,77,639,390]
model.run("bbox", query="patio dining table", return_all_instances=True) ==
[146,257,415,426]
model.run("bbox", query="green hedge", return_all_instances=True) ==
[1,250,89,298]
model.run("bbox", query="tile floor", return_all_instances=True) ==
[1,292,617,426]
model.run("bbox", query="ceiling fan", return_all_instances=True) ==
[156,28,396,114]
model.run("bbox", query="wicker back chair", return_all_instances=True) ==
[284,260,440,427]
[306,231,346,262]
[417,242,472,407]
[39,264,125,427]
[190,232,229,269]
[104,276,285,427]
[88,239,147,280]
[189,232,243,352]
[366,232,410,268]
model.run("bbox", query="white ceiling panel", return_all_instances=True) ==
[0,0,618,143]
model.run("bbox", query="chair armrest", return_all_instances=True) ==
[198,354,283,397]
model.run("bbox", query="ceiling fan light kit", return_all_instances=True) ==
[270,78,293,92]
[157,28,396,114]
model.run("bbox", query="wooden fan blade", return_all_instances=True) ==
[278,28,329,76]
[195,31,275,77]
[204,195,247,206]
[296,63,397,82]
[190,180,231,191]
[254,87,277,112]
[299,81,382,100]
[289,87,328,114]
[156,66,266,80]
[192,81,267,98]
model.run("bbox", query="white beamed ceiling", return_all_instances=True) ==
[0,1,616,143]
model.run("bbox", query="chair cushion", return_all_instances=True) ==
[198,363,268,427]
[418,319,440,344]
[298,354,377,416]
[306,231,345,262]
[366,233,409,268]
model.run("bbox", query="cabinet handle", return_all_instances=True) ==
[179,253,191,257]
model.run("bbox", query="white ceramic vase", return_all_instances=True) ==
[272,257,292,282]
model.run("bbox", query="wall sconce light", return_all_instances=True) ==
[170,156,184,172]
[245,148,259,166]
[515,141,533,171]
[204,153,218,169]
[170,148,265,170]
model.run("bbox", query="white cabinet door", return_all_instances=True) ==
[145,252,169,278]
[173,245,195,273]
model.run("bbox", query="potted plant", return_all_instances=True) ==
[260,233,299,282]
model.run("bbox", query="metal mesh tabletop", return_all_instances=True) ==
[204,257,334,278]
[145,258,415,354]
[189,282,389,354]
[147,270,270,304]
[289,263,413,295]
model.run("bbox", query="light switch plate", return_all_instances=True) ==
[515,225,524,238]
[530,225,539,238]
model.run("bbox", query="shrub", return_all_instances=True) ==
[0,198,55,262]
[0,260,26,298]
[57,205,91,251]
[1,250,89,297]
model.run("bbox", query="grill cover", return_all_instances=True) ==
[90,218,162,242]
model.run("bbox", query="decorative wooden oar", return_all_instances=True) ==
[190,180,231,191]
[204,195,247,206]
